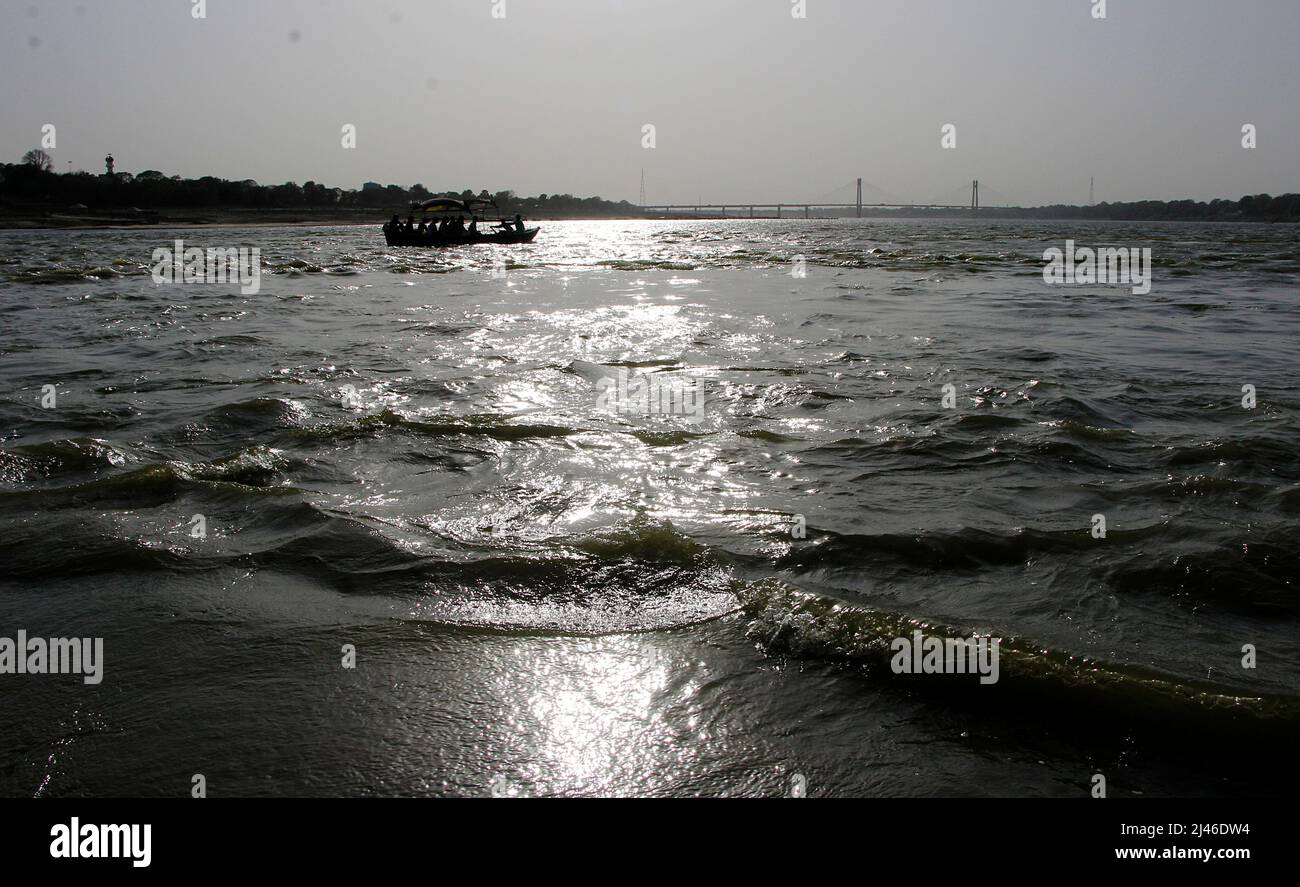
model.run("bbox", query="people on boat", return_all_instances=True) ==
[386,209,533,244]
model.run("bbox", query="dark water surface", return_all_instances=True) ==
[2,218,1298,796]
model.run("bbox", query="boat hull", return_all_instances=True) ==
[383,226,539,247]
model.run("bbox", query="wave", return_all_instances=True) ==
[0,505,741,633]
[7,265,151,284]
[771,524,1167,575]
[0,443,293,504]
[740,581,1300,736]
[594,259,697,271]
[0,437,133,481]
[1104,532,1300,617]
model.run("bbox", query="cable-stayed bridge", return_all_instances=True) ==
[639,178,1021,217]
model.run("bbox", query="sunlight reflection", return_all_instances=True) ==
[518,639,676,792]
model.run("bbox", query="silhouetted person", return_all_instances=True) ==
[468,216,478,236]
[514,214,525,233]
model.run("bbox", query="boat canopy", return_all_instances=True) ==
[414,197,467,212]
[411,197,500,213]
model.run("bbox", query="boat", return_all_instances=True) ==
[384,225,539,247]
[382,197,539,247]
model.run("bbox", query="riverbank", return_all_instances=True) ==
[0,203,649,231]
[5,202,1298,230]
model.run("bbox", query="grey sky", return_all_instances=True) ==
[3,0,1297,206]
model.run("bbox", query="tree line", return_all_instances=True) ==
[968,194,1300,223]
[2,149,1297,222]
[1,150,641,216]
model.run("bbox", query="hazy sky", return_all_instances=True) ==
[3,0,1297,206]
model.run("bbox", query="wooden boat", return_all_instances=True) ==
[382,196,539,248]
[384,225,539,247]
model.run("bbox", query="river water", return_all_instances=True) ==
[2,218,1298,796]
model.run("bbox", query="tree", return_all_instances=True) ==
[271,181,304,205]
[22,149,52,172]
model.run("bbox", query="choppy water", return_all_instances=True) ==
[2,218,1298,797]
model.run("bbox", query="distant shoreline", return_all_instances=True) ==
[4,159,1296,230]
[3,209,1298,232]
[0,206,651,232]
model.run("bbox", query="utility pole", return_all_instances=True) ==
[971,179,979,212]
[1090,176,1095,206]
[639,168,646,207]
[856,177,862,218]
